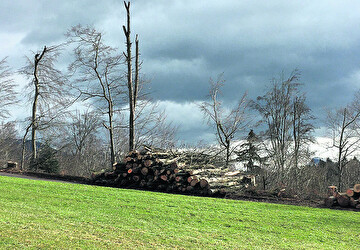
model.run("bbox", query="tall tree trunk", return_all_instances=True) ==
[21,124,32,170]
[124,1,134,152]
[31,83,39,161]
[338,146,343,192]
[31,46,47,161]
[108,103,116,165]
[225,140,231,167]
[293,99,299,189]
[337,109,346,192]
[123,1,139,152]
[134,35,139,108]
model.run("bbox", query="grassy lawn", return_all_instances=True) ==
[0,176,359,249]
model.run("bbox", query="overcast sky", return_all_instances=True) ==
[1,0,360,144]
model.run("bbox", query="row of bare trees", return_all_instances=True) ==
[251,70,315,189]
[200,70,360,193]
[0,2,176,175]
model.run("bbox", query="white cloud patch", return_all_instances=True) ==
[0,33,27,60]
[157,100,203,128]
[156,100,215,143]
[309,137,360,161]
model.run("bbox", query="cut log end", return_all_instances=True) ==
[160,175,168,182]
[337,195,350,207]
[141,167,149,176]
[199,179,209,189]
[353,184,360,193]
[144,159,153,168]
[346,188,354,197]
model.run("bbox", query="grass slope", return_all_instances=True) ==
[0,176,359,249]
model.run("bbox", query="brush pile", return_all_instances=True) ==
[92,150,215,196]
[324,184,360,209]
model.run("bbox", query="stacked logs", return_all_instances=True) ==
[92,151,213,196]
[324,184,360,209]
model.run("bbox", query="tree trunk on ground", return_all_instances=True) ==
[324,196,336,208]
[337,194,350,207]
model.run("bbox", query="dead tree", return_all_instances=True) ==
[0,57,17,119]
[133,100,177,149]
[67,25,124,166]
[252,70,302,183]
[20,44,70,165]
[290,94,314,190]
[123,1,140,152]
[55,110,106,176]
[292,95,314,167]
[0,122,18,164]
[31,46,46,161]
[199,75,248,166]
[120,2,175,153]
[68,110,102,157]
[327,106,360,191]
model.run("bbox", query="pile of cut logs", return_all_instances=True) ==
[92,151,214,196]
[324,184,360,209]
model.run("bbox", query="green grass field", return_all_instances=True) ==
[0,176,359,249]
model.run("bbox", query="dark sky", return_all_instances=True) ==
[2,0,360,144]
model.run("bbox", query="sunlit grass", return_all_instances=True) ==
[0,176,359,249]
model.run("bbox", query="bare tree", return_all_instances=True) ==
[68,110,102,156]
[200,75,248,166]
[20,45,70,164]
[55,109,106,176]
[112,100,177,159]
[0,122,18,167]
[121,2,176,152]
[252,70,313,185]
[67,25,124,166]
[123,1,140,152]
[292,95,314,168]
[0,57,17,119]
[134,101,177,149]
[30,46,46,161]
[290,94,314,190]
[327,105,360,191]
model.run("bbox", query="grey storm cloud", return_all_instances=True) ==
[131,0,360,106]
[1,0,360,143]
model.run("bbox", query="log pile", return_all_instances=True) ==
[324,184,360,209]
[146,147,257,194]
[91,151,215,196]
